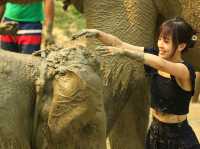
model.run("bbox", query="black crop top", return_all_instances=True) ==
[144,47,196,115]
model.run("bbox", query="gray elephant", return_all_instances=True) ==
[63,0,200,149]
[0,51,38,148]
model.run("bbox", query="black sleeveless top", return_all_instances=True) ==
[144,47,196,115]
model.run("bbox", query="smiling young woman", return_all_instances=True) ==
[72,17,200,149]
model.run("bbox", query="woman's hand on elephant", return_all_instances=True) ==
[71,29,100,40]
[96,46,125,57]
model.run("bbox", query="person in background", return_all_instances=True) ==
[73,17,200,149]
[0,0,54,54]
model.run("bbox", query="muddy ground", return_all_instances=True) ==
[188,103,200,140]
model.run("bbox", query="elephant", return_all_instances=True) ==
[0,45,107,149]
[62,0,200,149]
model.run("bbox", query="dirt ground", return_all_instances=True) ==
[188,103,200,141]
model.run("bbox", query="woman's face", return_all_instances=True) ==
[157,35,174,60]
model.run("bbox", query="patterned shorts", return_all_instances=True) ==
[0,18,42,54]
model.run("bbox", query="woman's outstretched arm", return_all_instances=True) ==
[72,29,143,52]
[72,29,123,46]
[97,46,190,81]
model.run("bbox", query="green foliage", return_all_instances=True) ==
[54,1,86,35]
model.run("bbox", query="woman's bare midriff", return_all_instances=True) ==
[150,108,187,123]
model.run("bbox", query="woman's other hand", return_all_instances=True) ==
[96,46,125,57]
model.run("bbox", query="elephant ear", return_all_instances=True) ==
[47,71,87,135]
[48,66,102,128]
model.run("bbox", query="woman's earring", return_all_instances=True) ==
[191,35,198,41]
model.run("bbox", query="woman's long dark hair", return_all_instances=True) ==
[158,17,197,54]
